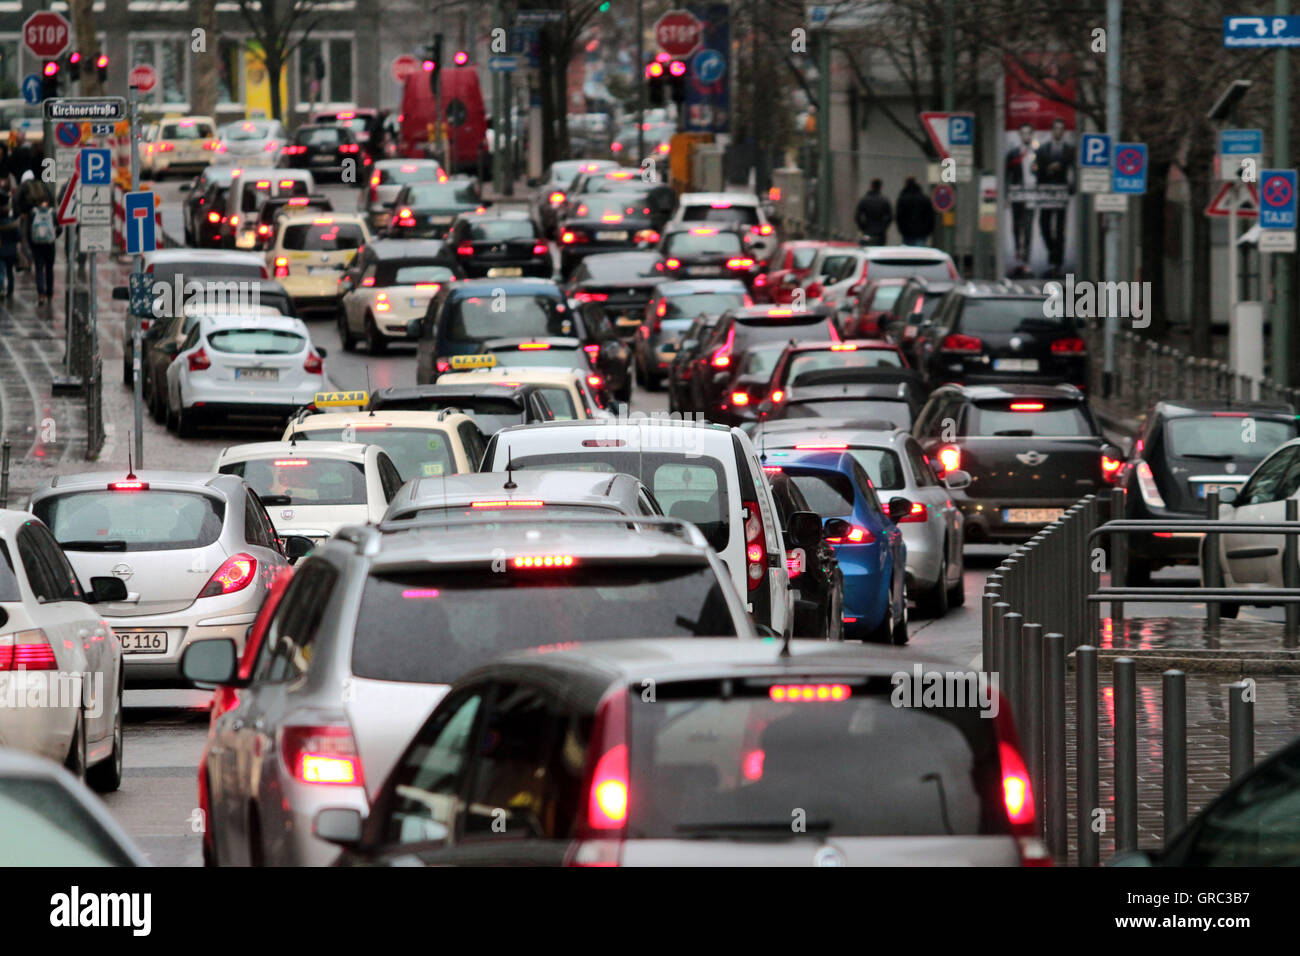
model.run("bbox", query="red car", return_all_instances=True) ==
[756,240,855,304]
[846,277,910,338]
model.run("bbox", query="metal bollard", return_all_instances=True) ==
[982,590,1000,674]
[1023,622,1044,808]
[1228,681,1254,782]
[1286,499,1299,648]
[991,602,1010,690]
[1109,487,1127,634]
[1162,669,1186,846]
[0,439,9,509]
[1113,657,1138,854]
[1077,645,1100,866]
[1003,612,1023,730]
[1205,489,1221,631]
[1044,633,1066,857]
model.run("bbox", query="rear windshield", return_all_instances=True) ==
[150,261,263,285]
[663,292,747,319]
[787,472,855,516]
[775,448,905,492]
[379,164,441,185]
[220,458,368,506]
[352,566,736,683]
[627,681,1005,839]
[1166,416,1295,459]
[538,387,577,420]
[968,401,1093,437]
[780,399,913,430]
[281,223,365,251]
[866,257,952,280]
[583,255,662,279]
[445,296,570,343]
[681,204,760,225]
[241,178,309,211]
[36,491,225,552]
[375,398,524,433]
[207,329,304,354]
[407,184,478,206]
[226,121,276,141]
[867,284,905,310]
[574,196,651,220]
[387,264,455,286]
[788,349,902,382]
[492,348,584,370]
[161,122,214,139]
[737,319,832,347]
[298,127,344,145]
[510,452,730,550]
[295,426,457,481]
[393,503,615,521]
[468,220,536,241]
[956,299,1067,335]
[665,230,744,257]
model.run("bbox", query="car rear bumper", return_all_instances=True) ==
[0,675,78,762]
[955,495,1087,543]
[107,606,258,688]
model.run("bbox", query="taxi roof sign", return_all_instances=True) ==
[450,354,498,369]
[314,390,368,407]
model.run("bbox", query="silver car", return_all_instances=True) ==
[28,472,292,688]
[756,420,969,616]
[180,514,751,866]
[216,118,288,164]
[382,470,662,522]
[360,159,445,232]
[0,511,127,791]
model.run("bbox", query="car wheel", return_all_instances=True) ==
[918,551,950,618]
[365,313,387,355]
[863,603,893,644]
[65,711,87,780]
[86,681,124,793]
[338,309,357,352]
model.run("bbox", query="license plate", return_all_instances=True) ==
[688,266,723,276]
[993,358,1040,372]
[595,231,628,241]
[430,216,452,225]
[409,298,424,308]
[117,631,167,654]
[308,266,337,274]
[311,155,333,164]
[1196,482,1235,498]
[236,367,279,381]
[1003,508,1064,524]
[616,316,642,327]
[487,267,523,277]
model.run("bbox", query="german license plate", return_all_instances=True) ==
[596,231,628,241]
[236,367,279,381]
[1196,482,1232,498]
[311,155,333,164]
[308,266,337,275]
[1003,508,1064,524]
[487,267,523,277]
[688,266,723,276]
[993,358,1040,372]
[616,315,642,327]
[117,631,167,654]
[430,216,453,225]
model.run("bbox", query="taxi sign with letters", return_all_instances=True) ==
[313,390,368,408]
[449,354,498,369]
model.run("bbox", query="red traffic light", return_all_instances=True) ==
[96,54,108,68]
[453,50,468,66]
[646,61,664,78]
[668,60,687,77]
[43,61,58,76]
[69,52,81,64]
[422,59,434,72]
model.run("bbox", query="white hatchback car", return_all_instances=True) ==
[0,510,126,792]
[669,191,777,262]
[165,312,326,436]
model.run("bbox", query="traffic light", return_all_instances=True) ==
[668,59,687,104]
[41,60,59,100]
[453,50,468,66]
[424,33,444,95]
[67,51,81,82]
[645,60,665,107]
[96,53,108,85]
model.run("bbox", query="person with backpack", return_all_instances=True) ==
[0,202,20,297]
[22,171,57,305]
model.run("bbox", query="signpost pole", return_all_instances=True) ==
[940,0,954,256]
[129,83,143,469]
[1275,0,1292,386]
[636,0,645,163]
[1102,0,1121,397]
[816,26,831,235]
[1229,182,1239,333]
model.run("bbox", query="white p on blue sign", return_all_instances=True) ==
[1080,134,1111,168]
[78,148,112,186]
[948,114,973,146]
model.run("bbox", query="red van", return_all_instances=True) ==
[399,67,488,176]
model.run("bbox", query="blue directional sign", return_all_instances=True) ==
[1112,143,1148,194]
[21,74,41,105]
[1259,169,1297,229]
[1079,133,1111,168]
[123,191,157,254]
[1224,15,1300,48]
[948,114,973,147]
[79,147,112,185]
[488,55,519,72]
[1219,128,1263,157]
[693,49,726,85]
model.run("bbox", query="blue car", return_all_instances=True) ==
[762,449,910,643]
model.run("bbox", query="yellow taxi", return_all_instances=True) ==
[268,213,371,316]
[143,115,219,178]
[433,361,608,421]
[282,392,483,480]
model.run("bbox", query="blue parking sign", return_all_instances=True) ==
[1112,143,1148,194]
[1080,133,1111,168]
[124,191,156,254]
[79,148,112,185]
[948,114,973,146]
[1260,169,1297,229]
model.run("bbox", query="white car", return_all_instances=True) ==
[360,159,446,232]
[433,365,610,421]
[480,418,795,636]
[338,240,457,353]
[223,168,317,250]
[0,510,125,792]
[165,312,326,436]
[669,191,777,263]
[807,245,960,313]
[216,118,288,165]
[215,441,400,547]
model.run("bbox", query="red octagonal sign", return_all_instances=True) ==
[23,11,71,59]
[655,10,702,58]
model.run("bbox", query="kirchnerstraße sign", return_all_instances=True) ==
[43,97,127,122]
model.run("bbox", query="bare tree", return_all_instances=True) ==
[230,0,332,121]
[191,0,219,118]
[68,0,104,96]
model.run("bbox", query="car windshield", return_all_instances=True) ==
[780,399,913,429]
[957,299,1069,335]
[408,184,478,207]
[161,121,214,139]
[35,490,225,552]
[226,121,275,141]
[281,222,365,251]
[627,683,1006,839]
[681,203,760,225]
[379,164,440,185]
[220,458,368,506]
[663,292,747,319]
[448,296,570,342]
[666,230,744,257]
[573,196,650,221]
[294,427,457,481]
[865,257,952,280]
[0,778,137,865]
[468,220,536,240]
[868,285,905,310]
[1166,416,1295,459]
[788,350,902,382]
[206,328,305,354]
[509,452,730,550]
[352,566,736,684]
[968,402,1093,437]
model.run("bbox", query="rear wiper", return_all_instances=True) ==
[993,429,1034,437]
[259,494,293,506]
[675,820,833,835]
[1181,452,1234,461]
[59,539,127,551]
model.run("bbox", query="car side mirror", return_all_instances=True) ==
[823,517,851,540]
[888,496,913,521]
[112,286,129,301]
[88,576,129,603]
[281,535,316,562]
[1217,486,1238,506]
[180,638,241,688]
[315,346,328,358]
[785,510,823,550]
[313,808,366,848]
[943,469,972,491]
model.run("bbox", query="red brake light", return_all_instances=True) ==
[512,554,576,568]
[743,500,767,591]
[1051,336,1086,353]
[587,374,604,388]
[207,211,221,223]
[0,630,56,671]
[770,389,785,403]
[825,525,874,544]
[726,257,755,270]
[548,191,566,205]
[584,344,600,355]
[937,445,960,475]
[574,292,608,303]
[768,683,852,702]
[899,501,928,523]
[274,256,289,278]
[188,347,211,371]
[1009,402,1044,411]
[361,276,376,287]
[257,224,270,235]
[304,351,324,374]
[532,243,548,255]
[941,333,982,353]
[471,500,544,509]
[198,553,257,598]
[281,725,364,787]
[999,740,1035,825]
[1102,455,1123,482]
[730,390,751,406]
[664,258,681,270]
[794,442,848,450]
[710,326,735,368]
[272,459,309,467]
[108,480,149,491]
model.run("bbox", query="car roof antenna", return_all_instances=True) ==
[126,434,136,480]
[779,627,792,658]
[366,367,375,416]
[503,445,517,490]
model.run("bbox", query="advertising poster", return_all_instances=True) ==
[685,3,730,133]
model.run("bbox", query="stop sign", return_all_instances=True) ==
[129,64,157,93]
[391,54,420,85]
[655,10,702,58]
[23,11,71,59]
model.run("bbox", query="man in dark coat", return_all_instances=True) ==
[1032,118,1075,275]
[895,177,934,246]
[854,179,892,244]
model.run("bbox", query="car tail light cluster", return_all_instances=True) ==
[281,724,365,786]
[769,683,851,701]
[548,191,566,206]
[568,687,629,867]
[1134,459,1166,508]
[198,554,257,598]
[156,142,175,153]
[730,389,752,406]
[1051,337,1087,353]
[750,223,775,236]
[561,229,588,245]
[0,629,57,671]
[274,256,289,278]
[574,292,608,303]
[743,500,767,591]
[282,145,307,155]
[825,525,874,544]
[513,554,576,568]
[937,445,960,476]
[992,703,1051,866]
[532,243,549,255]
[188,347,211,372]
[769,389,785,403]
[940,333,982,353]
[207,211,222,224]
[338,143,360,154]
[898,501,928,523]
[710,327,735,368]
[303,351,324,374]
[1101,454,1124,483]
[726,257,755,270]
[109,480,149,491]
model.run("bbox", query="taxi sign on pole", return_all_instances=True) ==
[449,354,498,369]
[1112,143,1148,194]
[313,390,369,408]
[1259,169,1298,229]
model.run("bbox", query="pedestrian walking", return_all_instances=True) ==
[854,179,892,245]
[26,188,58,307]
[0,203,20,298]
[16,168,48,274]
[895,177,935,246]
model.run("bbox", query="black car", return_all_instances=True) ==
[565,251,664,338]
[563,168,677,229]
[709,342,789,427]
[449,210,551,279]
[557,193,660,276]
[913,383,1123,543]
[532,158,620,237]
[657,225,759,287]
[879,276,958,365]
[667,313,724,414]
[181,165,236,247]
[1119,400,1298,583]
[282,124,363,180]
[912,284,1087,389]
[366,383,559,434]
[386,180,482,238]
[314,108,389,165]
[757,367,927,431]
[252,194,334,250]
[768,471,844,639]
